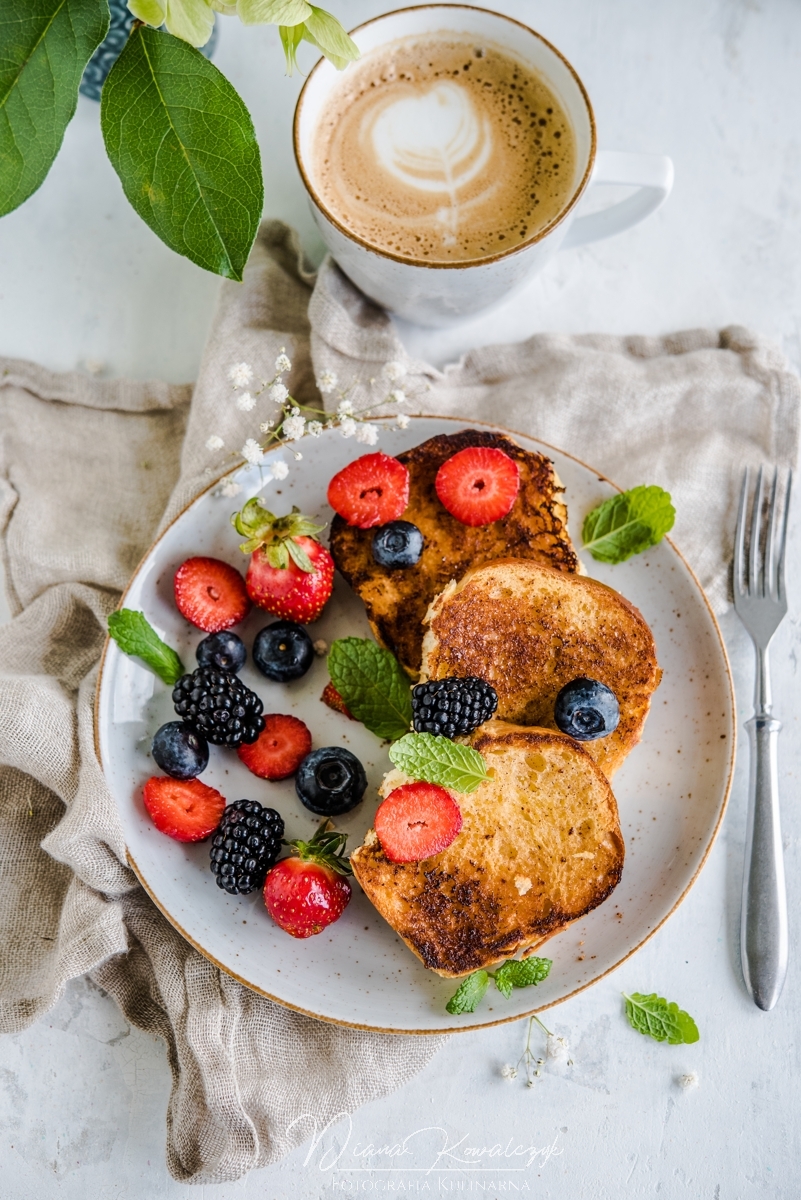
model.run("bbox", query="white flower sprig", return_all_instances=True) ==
[501,1015,573,1088]
[209,349,420,492]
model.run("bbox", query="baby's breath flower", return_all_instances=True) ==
[526,1078,536,1089]
[396,412,410,430]
[389,388,407,405]
[228,361,254,388]
[272,460,289,480]
[241,438,264,466]
[259,420,275,433]
[317,369,339,395]
[500,1064,517,1081]
[269,382,289,405]
[356,422,380,446]
[236,391,256,412]
[383,360,407,382]
[546,1034,569,1061]
[307,420,323,437]
[275,349,292,373]
[337,398,354,416]
[677,1072,699,1091]
[313,638,328,656]
[205,434,224,452]
[339,416,357,438]
[219,478,241,498]
[283,414,306,441]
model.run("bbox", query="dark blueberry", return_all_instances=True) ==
[295,747,367,816]
[151,721,209,780]
[372,520,424,568]
[554,678,620,741]
[253,620,314,682]
[196,631,247,673]
[411,676,498,738]
[209,800,284,894]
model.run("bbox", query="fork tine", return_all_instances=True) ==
[734,467,749,596]
[765,468,779,599]
[749,466,764,595]
[777,468,793,604]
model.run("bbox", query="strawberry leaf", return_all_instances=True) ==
[286,537,314,573]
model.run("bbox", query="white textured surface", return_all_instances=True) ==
[1,0,801,1193]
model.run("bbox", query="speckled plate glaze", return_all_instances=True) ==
[95,417,735,1034]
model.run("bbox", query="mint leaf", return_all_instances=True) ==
[582,485,675,564]
[493,957,552,998]
[0,0,109,217]
[101,26,263,281]
[388,733,489,794]
[446,971,489,1015]
[108,609,185,686]
[328,638,411,742]
[623,993,700,1045]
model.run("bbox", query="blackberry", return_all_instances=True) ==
[411,676,498,738]
[210,801,284,894]
[172,666,264,748]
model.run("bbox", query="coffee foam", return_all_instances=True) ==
[311,36,577,263]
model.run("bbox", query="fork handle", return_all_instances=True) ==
[740,714,788,1010]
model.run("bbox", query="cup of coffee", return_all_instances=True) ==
[294,4,673,326]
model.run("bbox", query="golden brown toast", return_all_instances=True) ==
[350,722,624,977]
[329,429,580,678]
[421,559,660,777]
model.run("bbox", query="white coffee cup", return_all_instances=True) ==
[294,4,673,327]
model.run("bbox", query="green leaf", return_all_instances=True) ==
[159,0,216,48]
[0,0,109,217]
[279,21,304,72]
[128,0,167,27]
[388,733,489,794]
[446,971,489,1015]
[238,0,311,25]
[328,637,412,742]
[301,6,359,69]
[582,485,675,564]
[623,993,700,1045]
[101,26,263,280]
[493,956,552,998]
[108,609,185,685]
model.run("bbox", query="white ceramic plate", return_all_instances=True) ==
[96,417,735,1034]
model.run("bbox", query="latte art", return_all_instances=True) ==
[312,37,577,263]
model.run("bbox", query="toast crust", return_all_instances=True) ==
[421,559,660,777]
[350,723,624,977]
[329,430,580,678]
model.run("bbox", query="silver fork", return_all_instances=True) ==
[734,466,793,1010]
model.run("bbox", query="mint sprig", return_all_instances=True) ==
[446,957,552,1015]
[582,485,675,564]
[328,638,412,742]
[389,733,490,794]
[108,610,185,686]
[623,993,700,1044]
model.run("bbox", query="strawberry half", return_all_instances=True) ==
[233,501,335,623]
[327,452,410,529]
[237,713,312,780]
[174,557,251,632]
[374,782,462,863]
[321,681,354,720]
[142,776,226,842]
[435,446,520,527]
[263,823,352,938]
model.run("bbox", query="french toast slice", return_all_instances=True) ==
[350,722,624,978]
[421,559,660,778]
[329,429,580,678]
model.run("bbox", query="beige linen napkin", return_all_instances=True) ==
[1,220,799,1183]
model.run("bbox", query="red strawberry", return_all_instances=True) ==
[435,446,520,527]
[327,452,410,529]
[142,776,226,842]
[233,501,334,623]
[374,782,462,863]
[263,824,352,938]
[237,713,312,780]
[321,681,354,720]
[174,557,250,632]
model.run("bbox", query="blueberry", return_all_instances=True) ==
[152,721,209,779]
[554,678,620,741]
[372,521,424,568]
[295,747,367,815]
[253,620,314,682]
[196,631,247,673]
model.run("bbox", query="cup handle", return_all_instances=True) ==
[560,150,674,249]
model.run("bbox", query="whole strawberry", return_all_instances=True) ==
[232,500,334,623]
[263,822,352,938]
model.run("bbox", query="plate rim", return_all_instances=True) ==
[94,414,737,1035]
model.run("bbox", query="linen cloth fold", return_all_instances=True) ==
[0,219,798,1183]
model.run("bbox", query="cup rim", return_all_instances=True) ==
[293,2,597,271]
